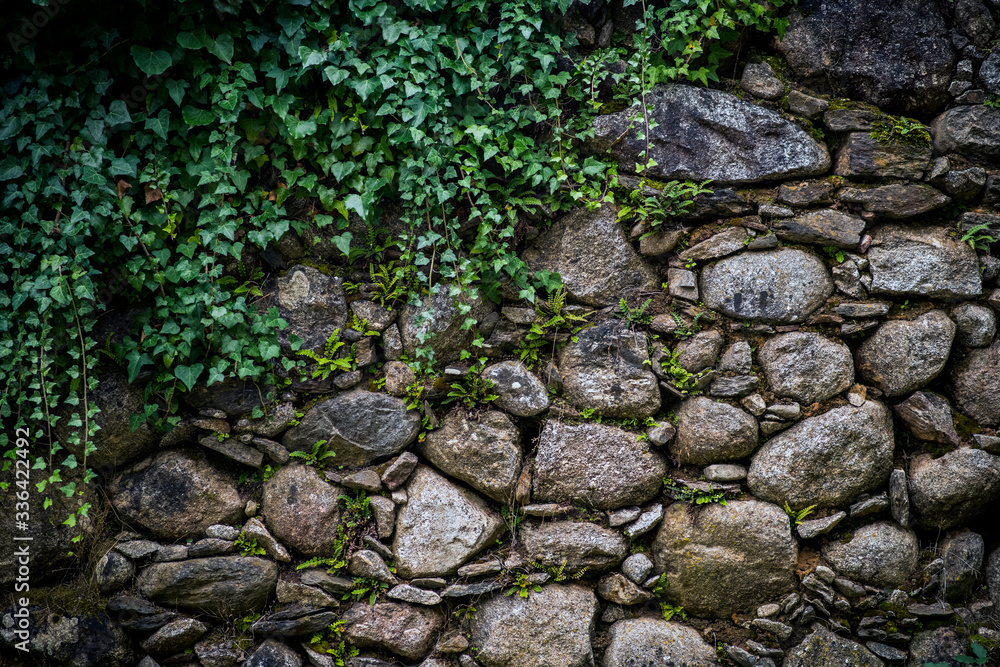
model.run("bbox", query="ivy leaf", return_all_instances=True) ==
[182,107,215,126]
[165,79,187,107]
[0,158,23,181]
[130,46,173,76]
[331,232,353,257]
[105,100,132,126]
[145,109,170,139]
[174,363,204,391]
[209,34,235,63]
[177,32,204,49]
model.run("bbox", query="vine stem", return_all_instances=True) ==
[63,267,91,476]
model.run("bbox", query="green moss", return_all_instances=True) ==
[870,115,931,148]
[971,634,996,651]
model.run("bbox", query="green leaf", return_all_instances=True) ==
[105,100,132,126]
[174,364,204,391]
[130,46,173,76]
[332,232,353,257]
[0,158,23,181]
[209,34,235,63]
[182,107,215,126]
[145,109,170,139]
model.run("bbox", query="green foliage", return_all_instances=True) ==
[616,297,654,326]
[660,347,707,393]
[783,501,816,526]
[923,641,989,667]
[985,94,1000,109]
[295,491,371,574]
[309,620,359,665]
[822,246,846,263]
[530,559,588,582]
[870,114,931,147]
[649,572,669,596]
[234,532,267,556]
[663,478,728,505]
[660,602,687,621]
[516,286,591,368]
[345,577,390,605]
[960,223,998,252]
[442,346,498,409]
[297,329,355,380]
[616,178,712,232]
[453,605,477,620]
[506,572,542,598]
[288,439,337,468]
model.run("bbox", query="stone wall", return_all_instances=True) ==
[4,0,1000,665]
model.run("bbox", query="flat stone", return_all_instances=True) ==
[640,229,687,258]
[667,267,699,300]
[598,573,655,605]
[751,619,793,641]
[678,227,748,262]
[710,375,761,398]
[441,581,504,598]
[482,361,549,417]
[187,538,236,558]
[607,507,642,527]
[521,521,627,573]
[387,585,442,606]
[893,391,961,446]
[772,209,866,248]
[701,249,834,323]
[797,512,846,540]
[907,602,954,617]
[759,332,854,404]
[833,133,931,180]
[625,504,664,539]
[341,469,382,492]
[342,602,443,662]
[909,449,1000,529]
[839,183,949,218]
[778,180,835,207]
[604,619,717,667]
[672,397,758,465]
[834,302,891,318]
[867,224,982,300]
[138,556,277,618]
[787,90,829,119]
[822,522,919,587]
[381,451,419,490]
[275,580,337,608]
[850,493,890,518]
[855,311,955,397]
[115,540,162,560]
[533,420,667,510]
[704,464,747,482]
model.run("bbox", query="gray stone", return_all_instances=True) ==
[140,618,208,655]
[797,512,846,540]
[586,84,830,184]
[187,538,236,558]
[758,204,794,219]
[704,464,747,482]
[851,492,890,518]
[382,451,419,490]
[772,209,866,248]
[868,224,981,300]
[893,391,961,446]
[625,504,664,539]
[956,0,997,47]
[822,522,919,587]
[343,602,443,662]
[839,183,949,219]
[751,619,792,641]
[890,469,911,527]
[652,500,798,616]
[398,288,497,365]
[109,449,244,540]
[597,573,655,605]
[383,360,416,397]
[274,265,348,352]
[834,133,932,180]
[824,107,879,131]
[350,299,396,332]
[710,375,761,398]
[672,397,758,465]
[263,464,343,557]
[276,579,337,608]
[388,584,443,606]
[641,229,686,258]
[909,449,1000,529]
[701,249,833,323]
[393,466,504,578]
[748,401,894,509]
[678,227,748,262]
[138,556,277,618]
[942,531,985,602]
[471,585,597,667]
[855,311,955,397]
[784,627,885,667]
[95,551,135,594]
[523,206,657,307]
[420,409,521,503]
[787,90,830,119]
[931,105,1000,162]
[718,341,752,374]
[604,618,717,667]
[114,540,162,560]
[482,361,549,417]
[982,45,1000,95]
[521,521,627,573]
[369,496,395,540]
[646,421,676,446]
[349,550,398,585]
[779,0,955,113]
[283,390,420,466]
[988,548,1000,611]
[952,303,997,347]
[778,180,835,207]
[934,167,987,201]
[622,553,654,585]
[952,339,1000,427]
[759,332,854,404]
[558,321,660,418]
[341,469,382,493]
[0,609,136,667]
[908,628,967,667]
[667,268,699,300]
[834,302,892,318]
[866,642,906,663]
[199,435,264,468]
[742,62,784,100]
[533,420,667,509]
[674,330,724,373]
[195,639,242,667]
[184,376,274,419]
[975,433,1000,454]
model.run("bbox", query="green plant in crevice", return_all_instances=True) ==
[616,178,713,233]
[344,577,390,605]
[870,114,931,147]
[516,285,591,369]
[960,223,998,251]
[784,501,816,526]
[660,347,707,393]
[296,329,355,381]
[663,478,728,505]
[660,602,688,621]
[822,245,847,263]
[923,640,989,667]
[506,572,542,598]
[616,297,654,326]
[288,439,337,468]
[234,532,267,557]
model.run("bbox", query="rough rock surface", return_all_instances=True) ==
[471,585,597,667]
[855,310,955,397]
[758,332,854,404]
[587,84,830,184]
[420,409,521,502]
[671,397,758,465]
[838,183,950,218]
[867,225,982,300]
[342,602,443,662]
[748,402,894,509]
[482,361,549,417]
[783,627,885,667]
[558,320,660,418]
[110,449,243,540]
[603,619,717,667]
[909,449,1000,529]
[533,420,667,510]
[833,133,932,180]
[138,557,277,618]
[652,500,798,617]
[522,206,657,307]
[771,209,866,248]
[822,522,919,587]
[393,466,504,578]
[700,249,834,323]
[399,288,497,365]
[941,531,984,602]
[274,265,348,352]
[521,521,627,573]
[778,0,955,113]
[931,106,1000,161]
[951,339,1000,427]
[262,464,343,557]
[893,391,960,446]
[951,303,997,348]
[283,390,420,466]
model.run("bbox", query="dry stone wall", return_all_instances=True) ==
[5,1,1000,666]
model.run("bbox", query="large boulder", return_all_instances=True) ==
[822,522,919,587]
[0,608,135,667]
[282,390,420,466]
[471,585,598,667]
[855,310,955,397]
[777,0,955,113]
[342,602,443,662]
[522,206,657,307]
[700,249,833,323]
[399,287,497,365]
[748,401,894,509]
[137,557,277,618]
[784,627,885,667]
[758,332,854,404]
[651,500,798,617]
[558,321,660,418]
[951,339,1000,427]
[419,409,522,502]
[909,449,1000,530]
[931,106,1000,162]
[671,397,758,465]
[586,84,830,184]
[603,619,717,667]
[262,464,343,557]
[109,449,244,540]
[867,224,982,300]
[533,420,668,509]
[393,466,504,578]
[521,521,627,573]
[272,265,348,352]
